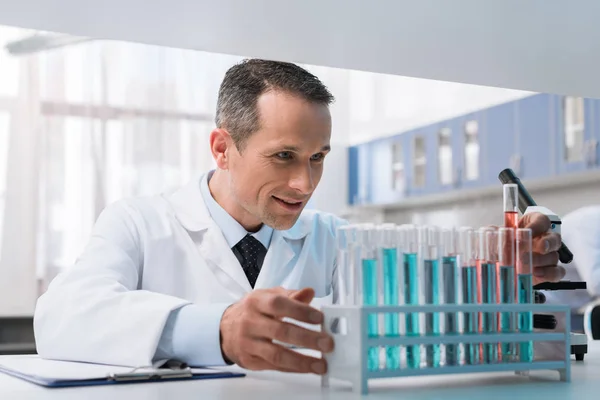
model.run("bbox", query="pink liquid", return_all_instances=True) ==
[504,211,518,230]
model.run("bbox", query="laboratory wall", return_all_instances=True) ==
[384,181,600,229]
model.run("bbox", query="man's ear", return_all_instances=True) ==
[210,128,233,170]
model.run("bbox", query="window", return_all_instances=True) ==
[413,135,426,188]
[0,112,9,260]
[391,141,405,192]
[438,128,453,185]
[464,120,479,181]
[564,96,585,163]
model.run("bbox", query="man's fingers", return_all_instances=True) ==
[288,287,316,304]
[247,317,334,353]
[252,340,327,375]
[532,252,559,268]
[532,232,561,255]
[533,265,566,283]
[519,212,551,236]
[256,292,323,324]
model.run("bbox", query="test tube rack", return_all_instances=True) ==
[321,303,571,395]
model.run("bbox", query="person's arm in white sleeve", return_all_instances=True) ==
[34,200,230,367]
[564,222,600,297]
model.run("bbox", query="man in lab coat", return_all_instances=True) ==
[33,59,566,374]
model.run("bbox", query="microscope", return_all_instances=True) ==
[498,168,588,361]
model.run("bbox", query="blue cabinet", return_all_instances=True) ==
[347,143,373,205]
[370,137,395,205]
[555,95,594,174]
[517,94,554,180]
[347,146,359,205]
[483,101,516,186]
[453,111,486,190]
[347,94,600,208]
[404,128,435,197]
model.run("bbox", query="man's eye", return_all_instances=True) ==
[311,153,324,161]
[276,152,292,160]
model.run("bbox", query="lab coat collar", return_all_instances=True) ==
[167,173,311,240]
[166,172,309,295]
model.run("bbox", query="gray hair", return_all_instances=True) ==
[215,59,335,151]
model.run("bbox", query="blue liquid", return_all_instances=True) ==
[362,258,379,371]
[383,248,400,370]
[424,259,441,367]
[481,263,498,364]
[518,273,534,362]
[443,256,460,365]
[461,266,480,365]
[499,266,516,361]
[404,253,420,368]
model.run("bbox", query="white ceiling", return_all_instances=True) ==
[0,0,598,98]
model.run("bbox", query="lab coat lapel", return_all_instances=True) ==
[196,226,253,296]
[254,230,296,289]
[168,173,252,297]
[254,217,310,289]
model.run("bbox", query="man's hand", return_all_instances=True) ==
[219,287,333,374]
[519,212,566,285]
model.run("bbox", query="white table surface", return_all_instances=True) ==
[2,344,599,400]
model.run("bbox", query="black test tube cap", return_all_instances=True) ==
[498,168,573,264]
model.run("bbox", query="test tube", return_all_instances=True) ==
[482,229,499,364]
[400,224,421,369]
[504,184,519,229]
[516,228,534,362]
[357,226,379,371]
[442,228,460,366]
[336,225,356,306]
[498,227,516,361]
[379,224,400,370]
[459,227,480,365]
[422,226,442,368]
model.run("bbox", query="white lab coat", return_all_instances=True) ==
[544,205,600,311]
[33,173,345,367]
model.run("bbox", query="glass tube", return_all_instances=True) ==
[482,229,499,364]
[498,227,516,361]
[379,223,400,370]
[442,228,460,366]
[516,228,534,362]
[459,227,480,365]
[336,225,356,306]
[422,226,442,368]
[503,183,519,229]
[401,224,421,369]
[357,226,379,371]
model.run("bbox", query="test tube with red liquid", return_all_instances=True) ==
[503,184,519,229]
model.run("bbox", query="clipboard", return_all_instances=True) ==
[0,355,245,388]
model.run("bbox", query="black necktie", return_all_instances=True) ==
[232,234,267,288]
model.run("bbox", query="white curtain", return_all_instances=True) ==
[0,26,242,311]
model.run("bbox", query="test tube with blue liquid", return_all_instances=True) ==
[442,228,460,366]
[516,228,534,362]
[357,226,380,371]
[422,226,442,367]
[498,227,516,361]
[379,224,401,370]
[459,227,480,365]
[401,225,421,369]
[481,229,499,364]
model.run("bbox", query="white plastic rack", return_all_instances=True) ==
[321,303,571,395]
